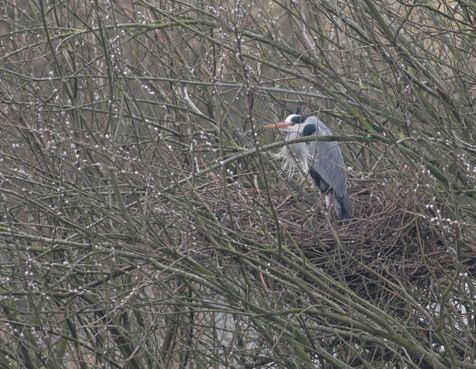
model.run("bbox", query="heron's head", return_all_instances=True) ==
[264,114,318,137]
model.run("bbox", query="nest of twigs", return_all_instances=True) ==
[197,178,455,310]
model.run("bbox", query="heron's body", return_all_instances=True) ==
[267,114,351,219]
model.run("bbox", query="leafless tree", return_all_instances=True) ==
[0,0,474,368]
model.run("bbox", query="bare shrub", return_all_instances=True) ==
[0,0,474,368]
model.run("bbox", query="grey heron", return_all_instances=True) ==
[265,113,352,219]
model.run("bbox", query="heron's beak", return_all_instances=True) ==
[263,122,289,130]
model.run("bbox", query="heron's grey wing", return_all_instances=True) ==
[307,140,347,198]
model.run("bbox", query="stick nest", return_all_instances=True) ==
[196,178,457,310]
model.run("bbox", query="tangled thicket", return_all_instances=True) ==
[0,0,475,368]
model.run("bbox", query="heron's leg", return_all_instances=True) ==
[323,193,335,228]
[325,193,333,210]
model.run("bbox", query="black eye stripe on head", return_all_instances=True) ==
[290,115,306,124]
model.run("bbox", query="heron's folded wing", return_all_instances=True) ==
[307,140,347,198]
